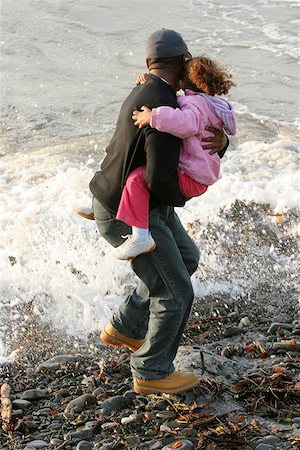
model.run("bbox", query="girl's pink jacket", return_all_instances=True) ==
[150,89,236,186]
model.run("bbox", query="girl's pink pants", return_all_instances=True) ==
[116,166,208,228]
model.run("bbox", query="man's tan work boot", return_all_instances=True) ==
[133,371,200,394]
[100,323,145,352]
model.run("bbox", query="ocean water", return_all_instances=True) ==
[0,0,299,362]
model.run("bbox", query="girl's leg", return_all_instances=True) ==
[115,166,156,260]
[116,166,150,229]
[178,170,208,198]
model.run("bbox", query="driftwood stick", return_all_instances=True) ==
[1,383,12,432]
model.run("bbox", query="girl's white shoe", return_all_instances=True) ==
[114,233,156,260]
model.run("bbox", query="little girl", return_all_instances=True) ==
[112,55,236,260]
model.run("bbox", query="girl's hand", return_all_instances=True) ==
[136,73,148,85]
[132,106,151,128]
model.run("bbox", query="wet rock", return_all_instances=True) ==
[64,425,99,440]
[37,354,81,372]
[64,393,97,413]
[162,439,194,449]
[50,438,63,446]
[98,395,133,415]
[125,435,141,447]
[92,386,106,397]
[23,440,49,449]
[255,445,275,450]
[238,316,251,328]
[55,388,70,398]
[223,326,243,337]
[22,389,47,400]
[292,417,300,424]
[156,410,177,420]
[101,422,116,430]
[76,441,93,450]
[12,399,31,409]
[252,435,282,448]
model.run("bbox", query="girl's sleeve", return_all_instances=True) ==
[150,102,202,138]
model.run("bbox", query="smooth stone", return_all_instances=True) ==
[125,435,141,446]
[22,389,47,400]
[101,422,116,430]
[238,316,251,328]
[64,426,97,440]
[121,416,135,425]
[55,388,70,397]
[23,440,49,449]
[292,417,300,424]
[162,440,194,450]
[64,394,97,413]
[156,411,177,420]
[48,423,61,430]
[223,326,242,337]
[76,441,93,450]
[92,386,106,397]
[37,408,52,415]
[37,355,81,372]
[50,438,63,446]
[253,435,282,447]
[98,395,133,415]
[12,399,31,410]
[255,445,275,450]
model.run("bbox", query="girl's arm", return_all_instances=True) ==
[132,102,202,139]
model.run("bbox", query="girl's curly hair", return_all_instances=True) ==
[184,56,235,96]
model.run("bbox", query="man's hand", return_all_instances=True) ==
[132,106,152,128]
[136,73,148,85]
[203,126,228,155]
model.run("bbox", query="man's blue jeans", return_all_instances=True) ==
[93,197,199,380]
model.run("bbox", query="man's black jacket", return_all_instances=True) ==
[90,74,187,214]
[90,74,228,214]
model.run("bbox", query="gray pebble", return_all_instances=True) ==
[50,438,63,446]
[37,354,81,372]
[76,441,93,450]
[23,440,49,449]
[156,410,176,420]
[37,407,52,415]
[12,399,31,410]
[254,435,282,446]
[223,326,242,337]
[92,386,106,397]
[64,393,97,413]
[98,395,133,415]
[125,435,140,446]
[255,445,275,450]
[292,417,300,424]
[64,426,97,441]
[22,389,47,401]
[101,422,116,430]
[162,439,194,450]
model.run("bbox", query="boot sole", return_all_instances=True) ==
[134,378,200,395]
[127,243,157,260]
[76,210,95,220]
[100,329,141,352]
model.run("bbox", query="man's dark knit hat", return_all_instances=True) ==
[146,29,188,59]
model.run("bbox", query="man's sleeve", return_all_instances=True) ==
[143,126,186,206]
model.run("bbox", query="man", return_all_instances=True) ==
[89,29,228,394]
